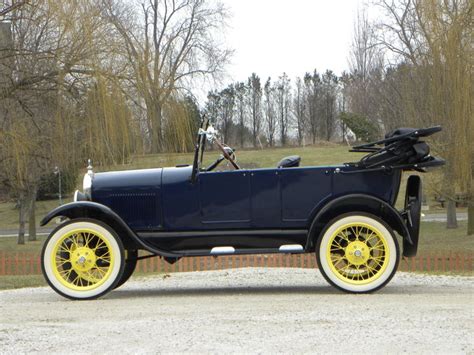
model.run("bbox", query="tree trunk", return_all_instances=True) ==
[148,100,162,153]
[468,181,474,235]
[17,194,26,245]
[28,191,37,241]
[468,203,474,235]
[446,198,458,229]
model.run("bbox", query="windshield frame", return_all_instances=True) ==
[191,118,209,182]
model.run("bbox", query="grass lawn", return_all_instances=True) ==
[417,221,472,254]
[0,199,72,231]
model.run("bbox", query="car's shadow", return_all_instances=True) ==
[107,285,386,299]
[105,281,439,299]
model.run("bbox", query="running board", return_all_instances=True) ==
[179,245,305,257]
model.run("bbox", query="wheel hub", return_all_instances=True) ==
[71,247,96,272]
[345,241,369,265]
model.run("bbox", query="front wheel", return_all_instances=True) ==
[316,213,399,293]
[41,219,125,300]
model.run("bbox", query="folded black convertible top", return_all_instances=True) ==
[346,126,445,172]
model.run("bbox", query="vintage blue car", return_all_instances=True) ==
[40,121,444,299]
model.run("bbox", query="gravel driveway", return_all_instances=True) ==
[0,268,473,354]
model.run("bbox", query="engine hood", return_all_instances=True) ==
[91,168,163,230]
[92,168,163,193]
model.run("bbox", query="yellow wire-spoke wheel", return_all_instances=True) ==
[42,220,124,300]
[328,223,389,284]
[317,213,399,293]
[53,229,113,290]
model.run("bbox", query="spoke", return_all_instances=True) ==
[56,260,70,267]
[83,233,91,248]
[331,255,346,268]
[365,263,378,276]
[71,274,80,286]
[349,226,358,240]
[56,256,70,262]
[338,230,350,241]
[96,255,111,263]
[365,231,378,243]
[59,268,73,279]
[370,240,385,250]
[59,245,69,253]
[331,239,345,251]
[370,259,384,269]
[70,235,81,249]
[93,239,106,252]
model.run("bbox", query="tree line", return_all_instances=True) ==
[205,70,342,149]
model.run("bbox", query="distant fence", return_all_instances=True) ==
[0,251,472,276]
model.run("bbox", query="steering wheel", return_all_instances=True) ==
[206,141,240,171]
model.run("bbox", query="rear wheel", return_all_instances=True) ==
[114,249,138,289]
[316,213,399,293]
[41,219,125,300]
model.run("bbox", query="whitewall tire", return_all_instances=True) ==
[316,213,399,293]
[41,219,125,300]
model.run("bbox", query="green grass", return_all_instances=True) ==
[0,199,72,230]
[417,221,472,254]
[0,235,47,253]
[106,143,358,171]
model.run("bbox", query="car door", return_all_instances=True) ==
[279,167,332,226]
[249,168,281,228]
[198,169,251,227]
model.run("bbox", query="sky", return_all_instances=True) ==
[219,0,363,86]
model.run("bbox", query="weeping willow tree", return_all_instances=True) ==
[375,0,472,232]
[161,96,201,153]
[83,77,138,165]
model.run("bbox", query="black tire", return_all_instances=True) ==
[41,218,125,300]
[114,249,138,289]
[316,212,400,293]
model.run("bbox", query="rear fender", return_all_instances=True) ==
[402,175,422,257]
[40,202,179,258]
[307,194,413,254]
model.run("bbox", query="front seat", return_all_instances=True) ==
[277,155,301,168]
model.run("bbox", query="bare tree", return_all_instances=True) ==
[247,73,262,148]
[275,73,291,146]
[304,70,321,144]
[263,77,277,147]
[321,70,338,141]
[234,81,246,147]
[293,77,306,146]
[102,0,232,153]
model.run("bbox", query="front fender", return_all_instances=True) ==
[306,194,414,256]
[41,202,179,258]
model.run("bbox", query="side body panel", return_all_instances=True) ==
[88,163,401,252]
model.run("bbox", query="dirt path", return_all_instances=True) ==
[1,268,473,354]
